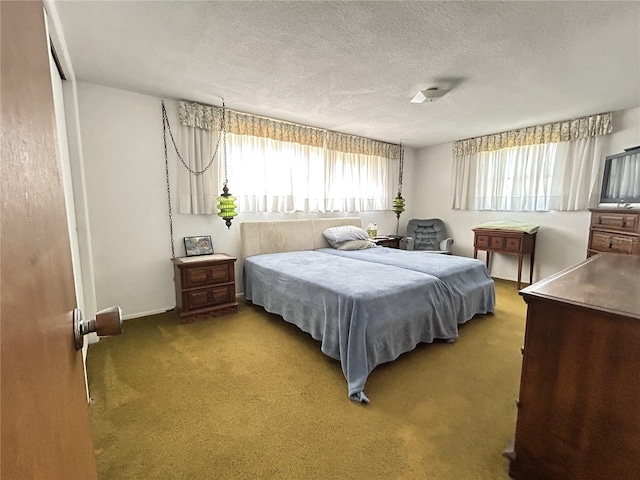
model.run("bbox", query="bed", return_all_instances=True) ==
[315,246,494,325]
[241,218,495,402]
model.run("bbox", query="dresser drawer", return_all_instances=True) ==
[590,232,640,255]
[591,212,639,233]
[186,285,233,310]
[185,264,231,288]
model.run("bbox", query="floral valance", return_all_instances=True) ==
[179,101,400,159]
[325,132,400,159]
[452,112,612,157]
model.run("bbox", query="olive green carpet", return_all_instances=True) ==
[87,279,526,479]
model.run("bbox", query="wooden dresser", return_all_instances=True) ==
[171,253,238,320]
[509,253,640,480]
[587,207,640,257]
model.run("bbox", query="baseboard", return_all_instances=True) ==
[122,307,174,321]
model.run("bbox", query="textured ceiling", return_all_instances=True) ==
[51,1,640,149]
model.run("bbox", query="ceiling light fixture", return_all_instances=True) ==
[410,87,451,104]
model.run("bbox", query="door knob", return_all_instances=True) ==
[73,306,123,350]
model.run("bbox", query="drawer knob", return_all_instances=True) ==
[207,291,214,302]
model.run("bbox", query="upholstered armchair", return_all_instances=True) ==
[400,218,454,254]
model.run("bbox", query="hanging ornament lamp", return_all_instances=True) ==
[217,184,238,229]
[393,142,406,234]
[393,194,405,219]
[217,100,238,229]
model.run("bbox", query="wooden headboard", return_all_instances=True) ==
[240,217,363,258]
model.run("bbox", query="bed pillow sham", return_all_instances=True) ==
[322,225,370,248]
[336,239,377,250]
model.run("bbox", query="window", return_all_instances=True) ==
[226,134,397,213]
[470,143,557,211]
[175,101,400,214]
[451,113,611,212]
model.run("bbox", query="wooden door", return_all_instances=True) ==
[1,2,98,478]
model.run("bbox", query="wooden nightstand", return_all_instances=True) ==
[373,236,402,249]
[171,253,238,321]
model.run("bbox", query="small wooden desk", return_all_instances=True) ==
[472,228,537,289]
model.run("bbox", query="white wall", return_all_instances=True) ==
[75,81,638,316]
[75,82,415,319]
[412,107,640,284]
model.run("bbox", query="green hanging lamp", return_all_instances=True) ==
[393,194,405,218]
[392,142,406,235]
[216,100,238,229]
[217,184,237,229]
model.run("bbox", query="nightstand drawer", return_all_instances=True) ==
[186,285,233,310]
[185,264,231,288]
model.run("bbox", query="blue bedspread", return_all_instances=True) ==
[316,247,495,323]
[243,251,458,402]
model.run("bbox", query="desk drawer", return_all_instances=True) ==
[490,236,505,249]
[505,236,522,252]
[475,234,490,248]
[185,264,231,288]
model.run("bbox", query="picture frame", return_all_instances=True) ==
[183,236,214,257]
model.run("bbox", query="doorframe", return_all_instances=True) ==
[44,2,99,340]
[44,2,101,400]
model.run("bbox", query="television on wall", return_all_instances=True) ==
[599,146,640,207]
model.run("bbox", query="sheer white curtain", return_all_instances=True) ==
[226,133,397,213]
[226,133,326,212]
[548,136,603,210]
[452,136,602,211]
[324,149,396,212]
[176,124,222,214]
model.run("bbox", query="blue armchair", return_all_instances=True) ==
[400,218,454,254]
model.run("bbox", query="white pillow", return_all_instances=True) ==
[322,225,370,248]
[336,239,377,250]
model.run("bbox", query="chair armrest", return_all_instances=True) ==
[400,237,415,250]
[439,237,454,251]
